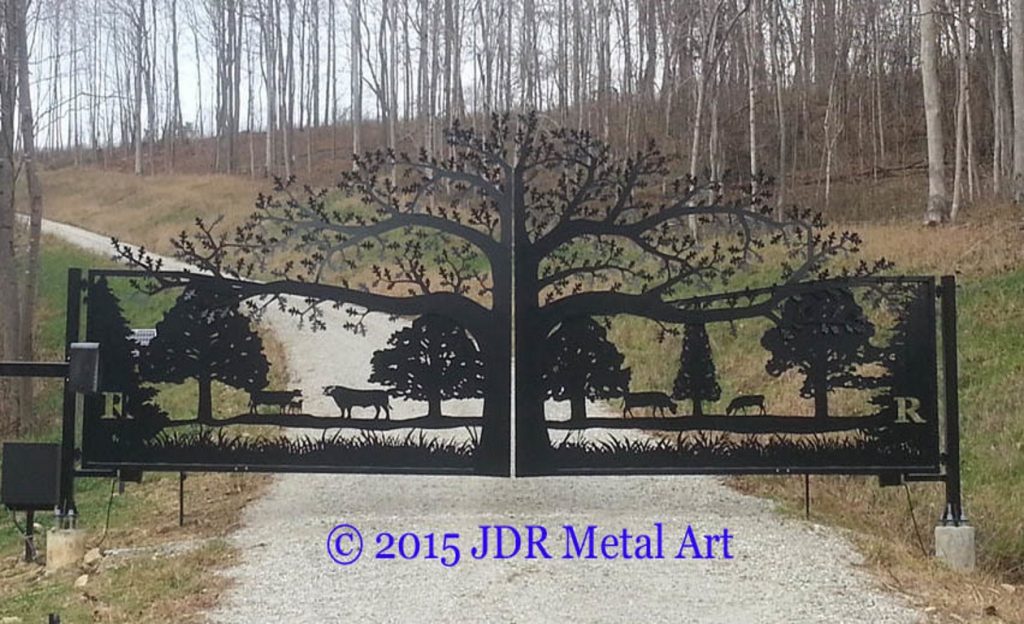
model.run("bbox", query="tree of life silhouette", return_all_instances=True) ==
[369,314,485,419]
[672,323,721,417]
[116,113,884,474]
[542,316,630,422]
[761,288,876,418]
[142,288,270,424]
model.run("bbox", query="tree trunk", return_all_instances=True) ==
[514,192,551,474]
[745,0,759,197]
[920,0,947,223]
[260,0,277,176]
[15,0,42,428]
[282,0,295,178]
[687,75,706,236]
[351,0,362,165]
[198,376,213,423]
[770,0,786,215]
[170,0,181,173]
[1013,0,1024,201]
[813,373,828,418]
[0,4,20,434]
[992,1,1013,195]
[569,392,586,422]
[473,207,513,476]
[426,396,443,419]
[133,0,145,175]
[476,321,511,476]
[951,0,968,222]
[691,399,704,418]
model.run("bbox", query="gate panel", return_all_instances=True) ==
[79,270,943,478]
[79,269,510,476]
[516,276,942,476]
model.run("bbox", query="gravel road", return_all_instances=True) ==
[40,218,928,624]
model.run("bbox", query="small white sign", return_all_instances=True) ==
[130,328,157,347]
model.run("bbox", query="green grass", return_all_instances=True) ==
[953,272,1024,575]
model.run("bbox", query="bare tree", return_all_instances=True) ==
[132,0,146,175]
[1013,0,1024,201]
[951,0,969,221]
[0,0,23,434]
[14,0,42,428]
[744,0,761,196]
[258,0,278,175]
[351,0,361,164]
[920,0,947,224]
[169,0,182,171]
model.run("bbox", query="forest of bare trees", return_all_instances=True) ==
[2,0,1022,210]
[3,0,1024,434]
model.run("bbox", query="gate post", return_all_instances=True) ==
[58,268,83,524]
[935,275,974,571]
[45,269,89,572]
[939,275,964,526]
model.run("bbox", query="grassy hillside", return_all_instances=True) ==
[38,168,273,255]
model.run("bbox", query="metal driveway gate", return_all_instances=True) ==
[59,268,963,526]
[1,119,966,528]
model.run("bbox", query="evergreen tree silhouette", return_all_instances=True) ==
[370,314,485,419]
[142,287,269,423]
[867,285,937,433]
[672,323,721,417]
[86,277,168,440]
[87,277,139,393]
[542,316,631,422]
[761,288,875,418]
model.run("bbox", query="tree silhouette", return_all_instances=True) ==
[672,323,721,417]
[868,282,938,414]
[542,316,630,422]
[86,277,167,435]
[761,288,875,418]
[369,314,485,418]
[142,288,270,423]
[118,113,883,474]
[87,277,139,393]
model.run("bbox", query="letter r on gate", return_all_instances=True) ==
[894,396,925,424]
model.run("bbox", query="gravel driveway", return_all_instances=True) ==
[40,218,928,624]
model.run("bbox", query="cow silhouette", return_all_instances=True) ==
[249,389,302,415]
[323,385,391,419]
[725,394,766,416]
[623,392,677,418]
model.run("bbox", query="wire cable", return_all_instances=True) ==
[8,509,38,562]
[95,478,117,549]
[8,508,26,536]
[903,483,929,557]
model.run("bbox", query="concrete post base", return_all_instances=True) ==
[46,529,88,572]
[934,524,976,572]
